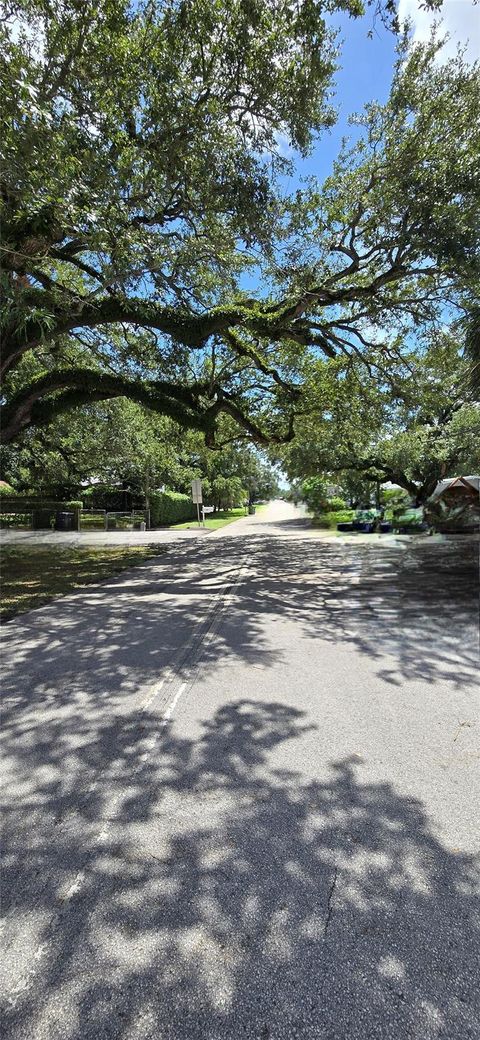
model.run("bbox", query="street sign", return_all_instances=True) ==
[191,479,203,526]
[191,479,202,504]
[202,505,214,515]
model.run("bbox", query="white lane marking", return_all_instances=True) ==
[141,677,165,711]
[139,563,249,714]
[161,681,187,723]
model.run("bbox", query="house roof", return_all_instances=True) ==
[430,476,480,500]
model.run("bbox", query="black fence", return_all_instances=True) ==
[0,501,149,532]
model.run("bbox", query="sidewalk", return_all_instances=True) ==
[0,526,209,547]
[0,503,280,547]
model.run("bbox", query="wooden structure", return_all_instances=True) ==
[427,476,480,532]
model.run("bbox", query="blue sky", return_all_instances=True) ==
[287,10,397,188]
[242,12,399,292]
[284,0,479,189]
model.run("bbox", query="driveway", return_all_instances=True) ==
[2,501,479,1039]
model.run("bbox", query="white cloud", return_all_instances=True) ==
[398,0,480,63]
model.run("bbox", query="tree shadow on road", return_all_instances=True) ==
[226,535,479,691]
[3,699,479,1039]
[1,537,477,721]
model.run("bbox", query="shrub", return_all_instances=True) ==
[0,483,16,495]
[0,512,31,528]
[355,509,377,522]
[380,488,410,510]
[301,477,330,514]
[150,490,196,526]
[312,509,355,529]
[81,486,142,511]
[326,495,346,511]
[392,508,425,532]
[393,518,425,532]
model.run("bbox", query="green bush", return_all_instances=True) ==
[392,508,425,531]
[81,486,142,510]
[355,509,378,522]
[0,512,31,528]
[114,517,137,530]
[393,518,424,531]
[0,483,16,495]
[326,495,346,510]
[150,490,196,526]
[1,495,82,508]
[380,488,410,510]
[312,509,355,529]
[301,477,330,514]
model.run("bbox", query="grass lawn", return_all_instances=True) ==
[0,544,167,621]
[169,507,248,531]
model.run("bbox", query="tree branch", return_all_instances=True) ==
[0,367,296,448]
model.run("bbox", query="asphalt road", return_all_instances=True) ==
[1,501,479,1040]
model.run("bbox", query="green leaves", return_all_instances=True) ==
[2,3,479,455]
[281,329,480,504]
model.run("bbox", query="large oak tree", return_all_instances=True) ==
[1,1,479,445]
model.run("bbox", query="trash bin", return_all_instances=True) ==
[248,505,256,515]
[55,511,74,531]
[140,521,146,531]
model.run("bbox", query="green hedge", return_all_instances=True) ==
[392,509,425,532]
[393,518,425,532]
[0,497,82,509]
[150,490,196,526]
[82,486,143,510]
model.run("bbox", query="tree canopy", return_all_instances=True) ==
[279,329,480,504]
[1,394,279,511]
[2,1,479,449]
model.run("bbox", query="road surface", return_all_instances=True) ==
[1,501,479,1039]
